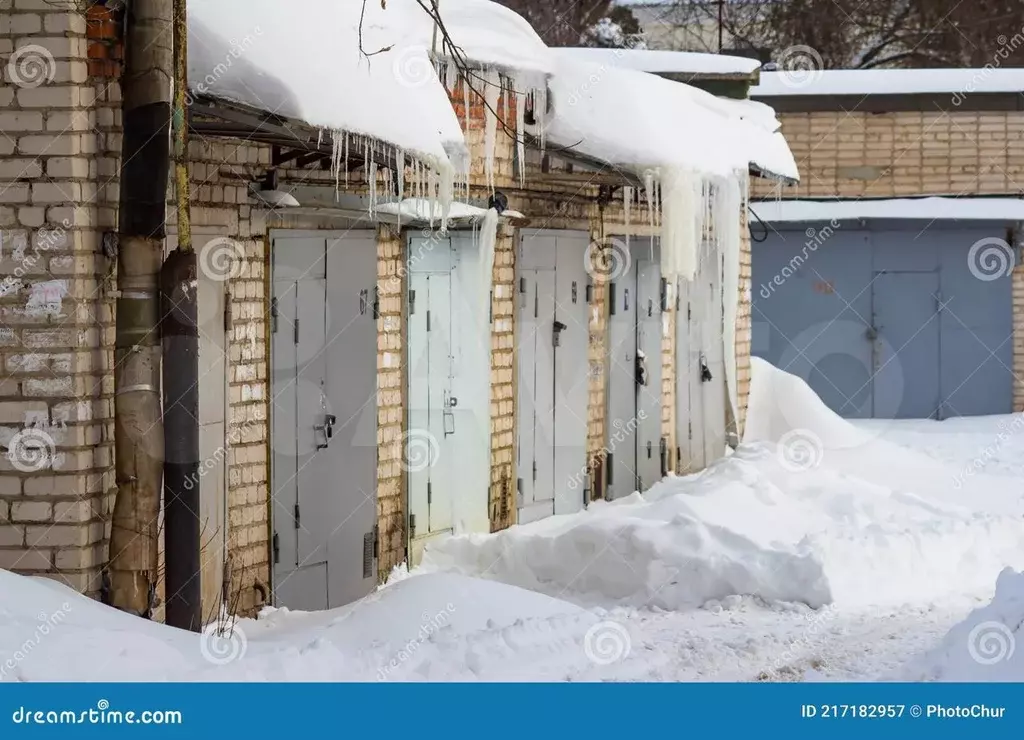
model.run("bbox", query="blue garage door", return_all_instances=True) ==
[752,219,1014,419]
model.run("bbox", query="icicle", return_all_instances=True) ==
[396,148,404,205]
[344,132,349,187]
[660,167,702,282]
[444,60,457,92]
[623,185,632,252]
[515,82,526,188]
[536,85,548,152]
[317,129,324,148]
[718,170,746,431]
[483,68,501,194]
[463,74,471,135]
[479,207,499,326]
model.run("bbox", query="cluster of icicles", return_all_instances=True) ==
[315,62,548,233]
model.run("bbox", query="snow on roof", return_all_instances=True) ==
[750,197,1024,223]
[188,0,468,168]
[538,52,798,181]
[404,0,554,77]
[752,68,1024,98]
[557,47,761,77]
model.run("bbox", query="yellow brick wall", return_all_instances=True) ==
[489,224,516,529]
[374,224,406,574]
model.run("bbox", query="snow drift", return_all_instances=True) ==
[899,568,1024,682]
[0,569,606,682]
[420,360,1024,611]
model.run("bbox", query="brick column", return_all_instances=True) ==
[1,2,112,595]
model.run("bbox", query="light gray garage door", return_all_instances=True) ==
[752,219,1014,420]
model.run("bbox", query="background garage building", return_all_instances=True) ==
[750,68,1024,419]
[751,200,1018,420]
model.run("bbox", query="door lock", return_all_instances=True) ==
[314,414,336,450]
[552,320,567,347]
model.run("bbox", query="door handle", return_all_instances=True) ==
[443,409,455,437]
[314,414,336,450]
[552,320,567,347]
[325,414,336,439]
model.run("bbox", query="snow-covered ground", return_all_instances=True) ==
[1,360,1021,682]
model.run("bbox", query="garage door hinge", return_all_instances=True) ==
[609,282,617,316]
[660,278,669,312]
[427,481,432,505]
[223,296,231,331]
[607,453,614,485]
[293,503,301,528]
[409,289,416,315]
[409,513,416,537]
[270,296,278,333]
[272,532,279,564]
[293,318,299,345]
[532,460,537,481]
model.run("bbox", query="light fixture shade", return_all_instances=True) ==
[252,188,300,208]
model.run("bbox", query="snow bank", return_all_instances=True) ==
[745,357,1024,517]
[557,48,761,76]
[418,360,1024,611]
[899,568,1024,681]
[752,68,1024,98]
[0,569,603,682]
[751,197,1024,223]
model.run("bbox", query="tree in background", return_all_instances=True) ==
[618,0,1024,68]
[493,0,643,48]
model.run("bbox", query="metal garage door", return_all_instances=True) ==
[752,220,1014,419]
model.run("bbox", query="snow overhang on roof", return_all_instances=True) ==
[534,52,799,183]
[402,0,555,78]
[751,197,1024,223]
[556,48,761,78]
[187,0,468,171]
[751,69,1024,97]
